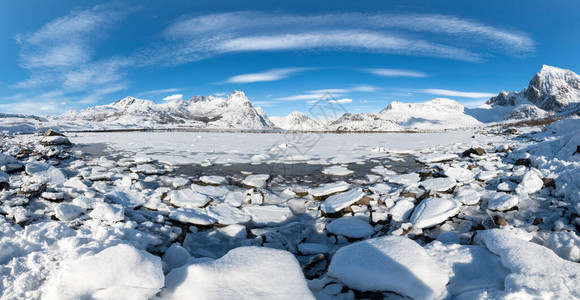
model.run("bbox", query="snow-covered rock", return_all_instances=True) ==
[54,203,82,222]
[322,165,354,176]
[420,177,457,192]
[169,188,211,208]
[515,171,544,195]
[478,229,580,298]
[411,197,461,229]
[328,236,449,299]
[486,193,519,211]
[43,244,164,300]
[242,174,270,188]
[320,188,366,214]
[162,246,314,299]
[242,205,293,226]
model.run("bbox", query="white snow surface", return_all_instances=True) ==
[411,197,461,229]
[478,228,580,298]
[328,236,449,299]
[43,244,164,300]
[162,246,314,300]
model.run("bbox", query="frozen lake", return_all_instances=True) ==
[70,130,508,167]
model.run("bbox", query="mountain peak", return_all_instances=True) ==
[111,96,154,109]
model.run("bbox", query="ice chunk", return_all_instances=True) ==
[322,166,354,176]
[169,208,217,225]
[43,244,164,300]
[242,174,270,188]
[191,184,229,198]
[326,217,374,238]
[309,181,349,198]
[386,173,420,185]
[200,175,228,185]
[417,153,458,163]
[486,193,519,211]
[89,202,124,222]
[162,246,314,299]
[444,167,475,182]
[169,188,211,208]
[515,171,544,194]
[320,188,366,214]
[171,177,190,188]
[25,162,67,185]
[454,188,481,205]
[105,190,145,209]
[390,199,415,222]
[242,205,293,226]
[55,203,82,222]
[328,235,449,299]
[411,197,461,229]
[420,177,456,192]
[208,203,251,225]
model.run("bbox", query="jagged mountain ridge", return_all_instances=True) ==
[52,91,274,129]
[45,65,579,132]
[487,65,580,113]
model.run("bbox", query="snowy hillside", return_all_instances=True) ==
[270,111,324,131]
[51,91,274,130]
[380,98,482,129]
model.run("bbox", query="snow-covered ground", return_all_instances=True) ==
[0,117,579,299]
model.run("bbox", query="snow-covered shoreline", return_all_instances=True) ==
[0,115,578,299]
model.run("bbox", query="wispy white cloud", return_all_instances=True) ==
[11,4,135,113]
[164,11,534,64]
[222,67,313,84]
[136,88,182,97]
[163,94,184,101]
[363,68,429,78]
[277,85,379,102]
[421,88,496,98]
[328,98,352,104]
[16,3,131,69]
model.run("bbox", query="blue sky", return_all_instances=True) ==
[0,0,579,117]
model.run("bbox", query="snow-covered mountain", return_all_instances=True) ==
[486,65,580,115]
[52,91,275,130]
[326,98,482,132]
[270,111,324,131]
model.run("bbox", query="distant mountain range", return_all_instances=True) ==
[14,65,580,132]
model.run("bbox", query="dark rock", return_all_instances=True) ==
[532,217,543,225]
[493,215,508,226]
[515,158,532,167]
[0,181,9,191]
[503,128,518,135]
[542,178,556,188]
[574,145,580,155]
[45,129,64,136]
[462,147,486,157]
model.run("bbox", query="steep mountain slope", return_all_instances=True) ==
[485,65,580,116]
[380,98,482,129]
[52,91,275,130]
[326,113,403,132]
[270,111,324,131]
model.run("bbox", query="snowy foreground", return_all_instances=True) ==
[1,118,580,299]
